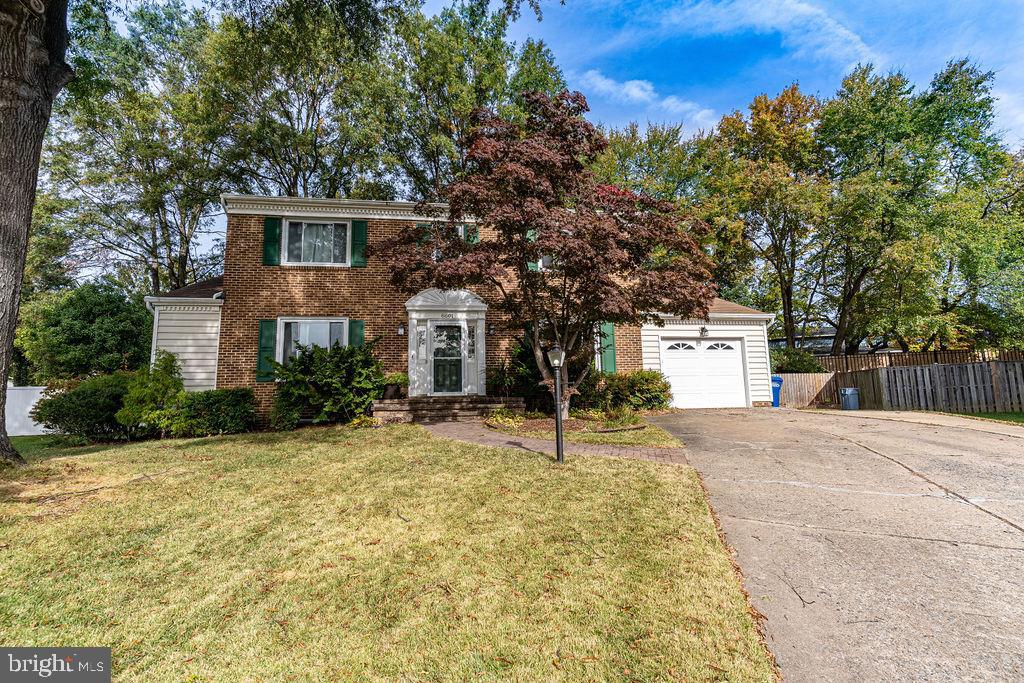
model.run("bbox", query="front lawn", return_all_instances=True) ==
[0,426,773,681]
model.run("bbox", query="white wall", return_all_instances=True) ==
[641,317,773,405]
[151,301,222,390]
[6,386,47,436]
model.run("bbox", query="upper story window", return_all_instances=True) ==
[284,220,350,265]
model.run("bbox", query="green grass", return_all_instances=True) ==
[1,427,773,681]
[954,411,1024,425]
[519,424,683,448]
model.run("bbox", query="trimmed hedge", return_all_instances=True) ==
[166,388,257,437]
[32,372,134,441]
[574,369,672,411]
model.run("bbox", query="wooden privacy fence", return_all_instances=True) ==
[841,361,1024,413]
[817,349,1024,373]
[777,373,838,408]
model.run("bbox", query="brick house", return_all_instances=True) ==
[145,195,774,414]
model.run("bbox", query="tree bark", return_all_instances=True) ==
[0,0,72,466]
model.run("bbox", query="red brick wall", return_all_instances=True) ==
[216,214,517,413]
[614,324,643,372]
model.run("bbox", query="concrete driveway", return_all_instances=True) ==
[649,409,1024,682]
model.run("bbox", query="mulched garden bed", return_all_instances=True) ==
[485,416,646,434]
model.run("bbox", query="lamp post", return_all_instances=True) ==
[547,344,565,464]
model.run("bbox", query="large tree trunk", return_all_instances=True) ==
[0,0,72,466]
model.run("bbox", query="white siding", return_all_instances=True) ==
[641,317,772,405]
[151,301,222,391]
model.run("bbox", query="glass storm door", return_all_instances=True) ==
[432,324,463,393]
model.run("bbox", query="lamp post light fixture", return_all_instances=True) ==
[397,323,406,336]
[546,344,566,464]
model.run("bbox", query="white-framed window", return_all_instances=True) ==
[706,342,735,351]
[666,341,696,351]
[428,222,476,262]
[277,317,348,363]
[283,220,350,266]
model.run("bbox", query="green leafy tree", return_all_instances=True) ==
[382,4,564,200]
[15,282,152,382]
[592,122,756,301]
[819,61,1014,352]
[708,85,829,348]
[201,7,393,199]
[45,1,227,294]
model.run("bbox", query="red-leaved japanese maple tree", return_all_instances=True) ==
[382,91,715,416]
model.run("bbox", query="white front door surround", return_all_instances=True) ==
[405,289,487,397]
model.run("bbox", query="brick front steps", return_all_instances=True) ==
[372,397,525,424]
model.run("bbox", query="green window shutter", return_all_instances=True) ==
[351,220,368,267]
[262,217,281,265]
[600,322,616,374]
[256,320,277,382]
[348,319,365,347]
[465,223,479,244]
[416,222,430,246]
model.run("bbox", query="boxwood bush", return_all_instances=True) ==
[574,369,672,412]
[32,372,135,441]
[166,388,257,437]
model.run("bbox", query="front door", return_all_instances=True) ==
[431,324,463,394]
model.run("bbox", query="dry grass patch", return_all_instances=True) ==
[0,426,772,681]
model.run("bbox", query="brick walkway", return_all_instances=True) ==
[422,421,689,466]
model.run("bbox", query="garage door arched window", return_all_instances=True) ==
[665,341,696,351]
[706,342,735,351]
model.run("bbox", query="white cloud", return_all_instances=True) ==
[578,69,657,104]
[574,69,718,131]
[994,88,1024,149]
[660,96,719,129]
[661,0,879,68]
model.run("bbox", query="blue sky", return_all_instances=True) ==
[438,0,1024,146]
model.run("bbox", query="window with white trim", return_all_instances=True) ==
[706,342,735,350]
[284,220,350,265]
[666,341,696,351]
[278,317,348,362]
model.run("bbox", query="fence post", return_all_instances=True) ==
[878,368,891,410]
[930,365,945,412]
[990,361,1005,412]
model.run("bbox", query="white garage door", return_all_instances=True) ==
[660,339,747,409]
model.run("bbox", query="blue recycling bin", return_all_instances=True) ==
[771,375,783,407]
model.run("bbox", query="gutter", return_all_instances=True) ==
[144,296,225,312]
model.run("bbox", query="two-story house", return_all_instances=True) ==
[145,195,775,417]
